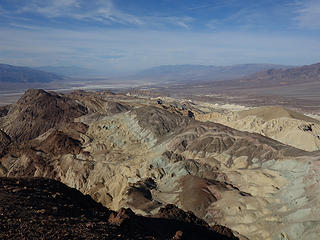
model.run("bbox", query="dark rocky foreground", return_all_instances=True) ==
[0,177,238,240]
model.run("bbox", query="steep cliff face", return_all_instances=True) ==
[1,89,320,240]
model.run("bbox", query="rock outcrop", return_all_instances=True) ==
[0,130,10,157]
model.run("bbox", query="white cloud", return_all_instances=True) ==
[9,0,198,29]
[206,19,220,30]
[17,0,144,26]
[295,0,320,29]
[19,0,80,17]
[145,16,194,29]
[171,16,194,29]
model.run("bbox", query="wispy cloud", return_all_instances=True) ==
[9,23,45,31]
[3,0,199,29]
[206,7,264,31]
[172,16,194,29]
[187,1,238,12]
[18,0,81,17]
[206,19,219,30]
[145,16,194,29]
[16,0,144,26]
[294,0,320,29]
[187,4,216,11]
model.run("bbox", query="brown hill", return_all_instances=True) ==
[0,89,87,142]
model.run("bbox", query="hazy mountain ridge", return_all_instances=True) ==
[0,64,64,83]
[245,62,320,85]
[34,66,103,77]
[210,62,320,88]
[135,64,290,83]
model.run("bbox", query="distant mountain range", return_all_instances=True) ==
[210,62,320,88]
[240,62,320,86]
[134,64,290,83]
[0,64,63,83]
[34,66,103,77]
[3,62,319,87]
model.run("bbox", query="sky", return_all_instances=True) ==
[0,0,320,74]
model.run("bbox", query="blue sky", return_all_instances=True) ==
[0,0,319,73]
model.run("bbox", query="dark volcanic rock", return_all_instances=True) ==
[152,204,238,239]
[0,105,9,117]
[0,130,11,157]
[0,177,238,240]
[36,129,82,155]
[154,204,209,227]
[108,208,135,226]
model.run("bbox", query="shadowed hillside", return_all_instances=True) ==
[0,64,63,83]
